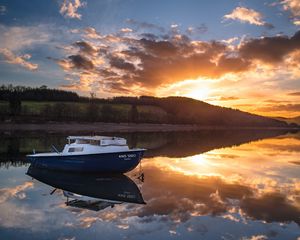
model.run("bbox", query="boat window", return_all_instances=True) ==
[76,139,90,144]
[90,140,100,145]
[76,139,100,145]
[68,147,84,152]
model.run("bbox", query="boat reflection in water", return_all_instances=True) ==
[26,164,145,211]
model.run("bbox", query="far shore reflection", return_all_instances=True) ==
[0,129,295,163]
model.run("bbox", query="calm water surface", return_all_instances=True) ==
[0,130,300,239]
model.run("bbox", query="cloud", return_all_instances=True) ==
[54,24,300,95]
[242,235,268,240]
[239,30,300,63]
[0,182,34,204]
[0,5,6,15]
[241,192,300,225]
[100,166,253,226]
[0,24,51,52]
[59,0,86,19]
[78,216,98,228]
[58,237,76,240]
[0,202,45,230]
[120,28,133,33]
[58,36,246,92]
[0,48,38,71]
[288,91,300,96]
[81,161,300,235]
[219,96,239,101]
[83,27,102,39]
[257,103,300,112]
[281,0,300,25]
[58,54,94,71]
[282,0,300,16]
[0,23,79,72]
[186,24,208,35]
[109,56,136,72]
[221,37,239,45]
[73,41,97,55]
[224,7,273,28]
[125,19,165,32]
[68,55,94,70]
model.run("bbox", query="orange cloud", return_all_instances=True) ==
[219,96,240,101]
[239,31,300,64]
[288,91,300,96]
[53,26,300,113]
[256,103,300,112]
[83,27,102,39]
[120,28,133,33]
[56,33,251,93]
[224,7,271,27]
[0,48,38,71]
[0,182,34,204]
[281,0,300,25]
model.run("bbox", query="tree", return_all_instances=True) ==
[9,95,21,116]
[86,103,99,122]
[86,92,99,121]
[101,104,115,122]
[130,104,139,123]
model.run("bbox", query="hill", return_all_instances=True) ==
[0,85,295,128]
[274,116,300,125]
[136,96,290,127]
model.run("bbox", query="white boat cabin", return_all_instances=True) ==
[67,136,127,146]
[62,136,130,155]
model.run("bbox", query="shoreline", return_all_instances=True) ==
[0,122,298,133]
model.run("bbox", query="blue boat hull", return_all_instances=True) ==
[27,150,145,173]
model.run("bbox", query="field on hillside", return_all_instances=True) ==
[0,98,295,127]
[0,101,168,123]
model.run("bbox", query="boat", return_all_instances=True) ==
[26,165,145,211]
[26,136,146,173]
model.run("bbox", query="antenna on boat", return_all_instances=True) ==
[51,145,59,153]
[50,188,57,195]
[137,172,144,182]
[137,161,144,182]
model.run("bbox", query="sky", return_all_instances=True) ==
[0,0,300,117]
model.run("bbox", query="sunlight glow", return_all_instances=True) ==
[185,86,210,101]
[157,78,214,101]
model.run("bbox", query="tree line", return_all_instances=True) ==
[0,85,81,102]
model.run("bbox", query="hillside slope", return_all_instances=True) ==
[275,116,300,125]
[135,96,290,127]
[0,85,294,127]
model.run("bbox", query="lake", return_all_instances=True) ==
[0,129,300,239]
